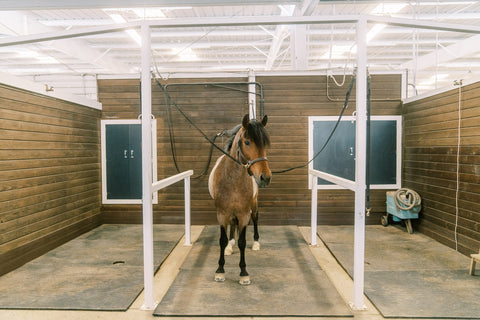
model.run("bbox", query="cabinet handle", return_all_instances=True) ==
[124,150,128,158]
[131,150,134,158]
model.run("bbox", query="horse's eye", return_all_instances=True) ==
[244,140,250,146]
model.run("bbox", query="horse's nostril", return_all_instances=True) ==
[261,174,271,185]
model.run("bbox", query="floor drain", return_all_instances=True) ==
[112,260,125,265]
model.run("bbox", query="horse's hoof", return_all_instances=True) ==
[214,273,225,282]
[252,241,260,251]
[239,276,251,285]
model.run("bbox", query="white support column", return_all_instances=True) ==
[352,17,367,311]
[248,70,256,119]
[184,176,191,246]
[140,22,155,311]
[290,24,308,70]
[310,174,318,246]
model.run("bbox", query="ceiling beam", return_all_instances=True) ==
[400,33,480,71]
[0,11,132,73]
[3,14,479,48]
[0,0,303,10]
[265,0,318,70]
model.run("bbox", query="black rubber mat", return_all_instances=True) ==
[318,225,480,319]
[154,225,352,317]
[0,224,184,311]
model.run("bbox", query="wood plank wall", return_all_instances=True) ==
[0,84,102,276]
[99,74,402,226]
[403,81,480,256]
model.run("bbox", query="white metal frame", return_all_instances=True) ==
[3,14,480,312]
[308,115,402,190]
[100,119,158,205]
[151,170,194,247]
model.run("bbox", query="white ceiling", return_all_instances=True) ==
[1,0,480,98]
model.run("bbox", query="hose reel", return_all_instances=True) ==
[394,188,422,211]
[383,188,422,234]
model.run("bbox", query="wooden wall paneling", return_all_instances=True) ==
[403,81,480,256]
[0,84,102,276]
[98,74,402,226]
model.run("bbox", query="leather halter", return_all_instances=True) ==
[237,140,268,176]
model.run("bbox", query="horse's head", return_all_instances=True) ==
[238,114,272,188]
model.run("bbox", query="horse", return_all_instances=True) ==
[208,114,271,285]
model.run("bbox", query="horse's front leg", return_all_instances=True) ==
[251,198,260,251]
[251,209,260,251]
[238,220,250,285]
[215,224,228,282]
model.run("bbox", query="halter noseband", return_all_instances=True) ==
[237,141,268,175]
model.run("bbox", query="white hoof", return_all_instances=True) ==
[239,276,251,285]
[252,241,260,251]
[214,273,225,282]
[224,239,235,255]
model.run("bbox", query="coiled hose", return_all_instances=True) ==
[394,188,421,211]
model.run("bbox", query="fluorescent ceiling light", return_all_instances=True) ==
[278,4,295,16]
[17,49,60,64]
[321,45,356,60]
[106,13,141,46]
[367,24,387,42]
[131,8,166,18]
[171,47,198,61]
[371,3,407,15]
[419,73,450,86]
[414,1,476,5]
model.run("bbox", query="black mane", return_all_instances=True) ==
[244,119,270,149]
[223,118,270,153]
[224,124,241,152]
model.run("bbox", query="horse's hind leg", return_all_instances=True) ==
[238,217,251,285]
[215,225,228,282]
[225,218,237,256]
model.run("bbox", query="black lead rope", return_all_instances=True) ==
[155,78,245,176]
[271,74,356,174]
[155,74,357,177]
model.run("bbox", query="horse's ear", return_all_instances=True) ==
[261,115,268,127]
[242,114,250,128]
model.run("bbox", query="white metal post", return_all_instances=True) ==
[184,176,191,246]
[352,17,367,310]
[248,69,256,119]
[140,22,155,310]
[310,174,318,246]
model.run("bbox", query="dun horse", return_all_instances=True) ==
[208,114,271,285]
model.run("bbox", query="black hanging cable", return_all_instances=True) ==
[162,81,223,178]
[163,89,181,173]
[155,78,245,171]
[155,74,356,176]
[272,73,356,174]
[366,74,371,215]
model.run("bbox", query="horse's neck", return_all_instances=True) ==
[226,131,246,174]
[229,130,240,157]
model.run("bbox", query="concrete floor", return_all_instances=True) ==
[0,225,472,320]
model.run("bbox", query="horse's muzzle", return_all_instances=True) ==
[255,173,271,188]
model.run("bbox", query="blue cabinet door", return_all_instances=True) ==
[105,124,142,200]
